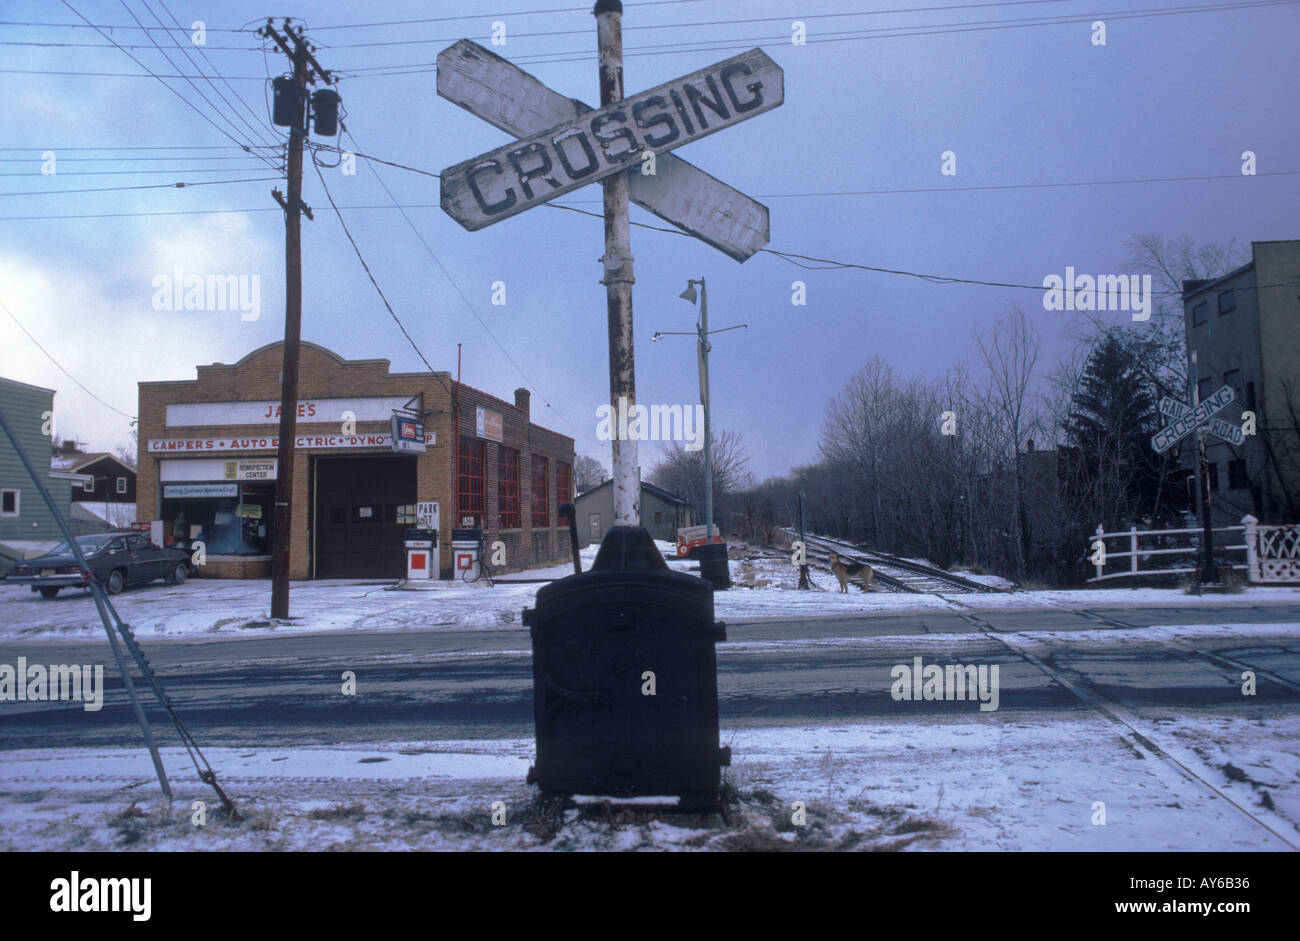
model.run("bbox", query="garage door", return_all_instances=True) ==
[314,456,416,579]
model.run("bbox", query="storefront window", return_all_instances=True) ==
[161,481,273,555]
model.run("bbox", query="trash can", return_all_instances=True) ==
[451,528,481,581]
[404,527,435,580]
[696,542,731,590]
[522,526,729,809]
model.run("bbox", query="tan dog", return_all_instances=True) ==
[828,552,874,593]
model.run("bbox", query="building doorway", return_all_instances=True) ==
[313,456,417,578]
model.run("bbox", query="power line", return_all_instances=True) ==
[0,298,136,420]
[53,0,283,164]
[0,145,250,151]
[0,175,281,196]
[308,0,1074,49]
[145,0,282,156]
[0,166,272,176]
[118,0,281,169]
[339,127,600,447]
[304,0,711,31]
[311,159,446,384]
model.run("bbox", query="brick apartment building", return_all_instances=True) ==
[136,341,574,579]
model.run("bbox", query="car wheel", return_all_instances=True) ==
[170,561,188,585]
[105,569,125,595]
[38,587,60,599]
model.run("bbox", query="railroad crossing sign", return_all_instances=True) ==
[438,41,783,258]
[1152,385,1243,452]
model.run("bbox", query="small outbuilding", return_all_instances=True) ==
[574,478,693,548]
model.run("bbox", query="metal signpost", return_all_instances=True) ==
[1152,384,1241,583]
[438,1,782,527]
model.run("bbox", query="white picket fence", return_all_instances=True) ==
[1088,515,1300,584]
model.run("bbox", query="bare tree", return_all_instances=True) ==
[573,454,606,493]
[975,305,1042,578]
[648,429,750,525]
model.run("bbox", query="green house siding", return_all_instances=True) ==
[0,377,73,542]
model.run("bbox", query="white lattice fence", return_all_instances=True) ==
[1245,516,1300,583]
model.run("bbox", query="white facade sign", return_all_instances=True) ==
[225,458,277,480]
[148,432,435,454]
[163,483,238,499]
[166,396,414,428]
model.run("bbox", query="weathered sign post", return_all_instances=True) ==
[438,0,782,525]
[1152,383,1241,583]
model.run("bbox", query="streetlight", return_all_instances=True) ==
[664,277,747,589]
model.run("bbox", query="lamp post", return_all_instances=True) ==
[654,279,746,588]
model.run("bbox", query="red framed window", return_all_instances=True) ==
[498,446,521,529]
[531,455,549,528]
[458,435,484,523]
[555,461,571,509]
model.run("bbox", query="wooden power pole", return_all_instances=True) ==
[260,20,330,619]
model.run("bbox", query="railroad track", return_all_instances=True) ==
[785,531,1006,594]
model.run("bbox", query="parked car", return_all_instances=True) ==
[6,532,191,599]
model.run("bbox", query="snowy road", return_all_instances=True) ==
[1,603,1297,748]
[1,582,1297,850]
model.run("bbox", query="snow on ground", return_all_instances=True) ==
[2,708,1294,851]
[1,540,1298,642]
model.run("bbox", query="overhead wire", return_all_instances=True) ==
[0,298,137,420]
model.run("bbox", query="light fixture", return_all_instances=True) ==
[679,283,697,304]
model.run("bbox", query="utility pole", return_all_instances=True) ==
[1189,350,1219,583]
[697,279,713,543]
[797,489,809,589]
[260,20,332,618]
[594,0,639,528]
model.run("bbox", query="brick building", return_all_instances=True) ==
[136,341,574,579]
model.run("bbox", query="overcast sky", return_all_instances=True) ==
[1,0,1296,480]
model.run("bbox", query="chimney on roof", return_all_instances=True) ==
[61,439,78,454]
[514,387,530,416]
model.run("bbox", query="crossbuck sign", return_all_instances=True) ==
[438,41,782,260]
[1151,385,1243,453]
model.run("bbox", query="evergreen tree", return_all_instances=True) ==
[1062,334,1182,528]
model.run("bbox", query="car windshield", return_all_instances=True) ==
[44,534,121,556]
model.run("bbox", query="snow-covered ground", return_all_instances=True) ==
[2,708,1293,851]
[1,540,1297,642]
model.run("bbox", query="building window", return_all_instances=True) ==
[1228,459,1248,490]
[555,461,571,510]
[396,504,418,525]
[161,483,272,555]
[0,489,18,517]
[498,446,521,529]
[458,435,485,524]
[1246,382,1257,412]
[1218,290,1236,315]
[589,513,601,541]
[531,455,549,528]
[1223,369,1242,401]
[1192,302,1207,326]
[83,478,94,493]
[1197,377,1213,403]
[116,476,127,494]
[654,511,663,524]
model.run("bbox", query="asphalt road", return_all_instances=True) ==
[0,603,1297,749]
